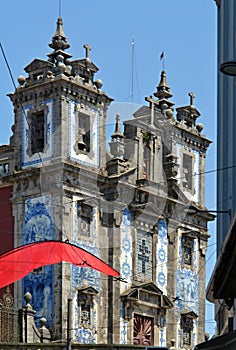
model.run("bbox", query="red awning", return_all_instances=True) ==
[0,241,119,288]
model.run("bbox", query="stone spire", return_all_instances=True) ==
[111,114,124,140]
[49,17,70,51]
[47,17,72,68]
[145,70,174,120]
[109,114,124,158]
[106,114,129,177]
[154,70,173,100]
[153,70,174,110]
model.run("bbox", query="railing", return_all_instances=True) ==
[0,305,19,343]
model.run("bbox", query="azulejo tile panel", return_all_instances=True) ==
[176,235,199,315]
[120,208,132,290]
[72,203,100,290]
[176,233,199,348]
[175,268,199,315]
[156,219,168,295]
[72,202,100,343]
[22,195,54,327]
[120,208,132,344]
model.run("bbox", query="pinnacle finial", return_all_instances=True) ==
[158,70,169,88]
[49,17,70,51]
[109,114,125,159]
[111,114,124,140]
[154,70,173,100]
[115,114,121,134]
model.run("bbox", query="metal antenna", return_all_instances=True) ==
[131,37,135,104]
[59,0,62,17]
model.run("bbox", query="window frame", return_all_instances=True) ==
[135,229,153,282]
[180,312,196,349]
[74,107,95,157]
[182,235,194,269]
[77,203,93,238]
[0,162,10,174]
[77,287,98,329]
[27,106,48,156]
[182,153,193,190]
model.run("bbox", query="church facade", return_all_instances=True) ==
[0,17,213,349]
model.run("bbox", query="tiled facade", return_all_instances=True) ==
[0,16,213,349]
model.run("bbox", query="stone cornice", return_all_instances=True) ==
[8,77,113,107]
[173,124,212,152]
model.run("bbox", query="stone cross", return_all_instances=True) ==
[189,92,195,106]
[145,95,159,125]
[84,44,92,59]
[146,95,159,109]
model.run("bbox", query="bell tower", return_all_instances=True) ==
[10,17,112,171]
[8,17,113,338]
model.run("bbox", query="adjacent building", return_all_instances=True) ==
[0,145,14,301]
[197,1,236,349]
[214,0,236,255]
[0,16,213,349]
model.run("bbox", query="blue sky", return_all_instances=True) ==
[0,0,217,337]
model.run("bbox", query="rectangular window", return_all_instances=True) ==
[30,111,45,154]
[81,303,91,325]
[183,327,191,346]
[183,153,193,189]
[4,163,9,173]
[78,113,91,152]
[181,314,194,348]
[136,230,153,281]
[183,245,192,266]
[143,145,151,179]
[77,203,92,237]
[0,163,9,174]
[182,236,194,268]
[78,289,97,328]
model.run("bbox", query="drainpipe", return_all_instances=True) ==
[67,298,72,350]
